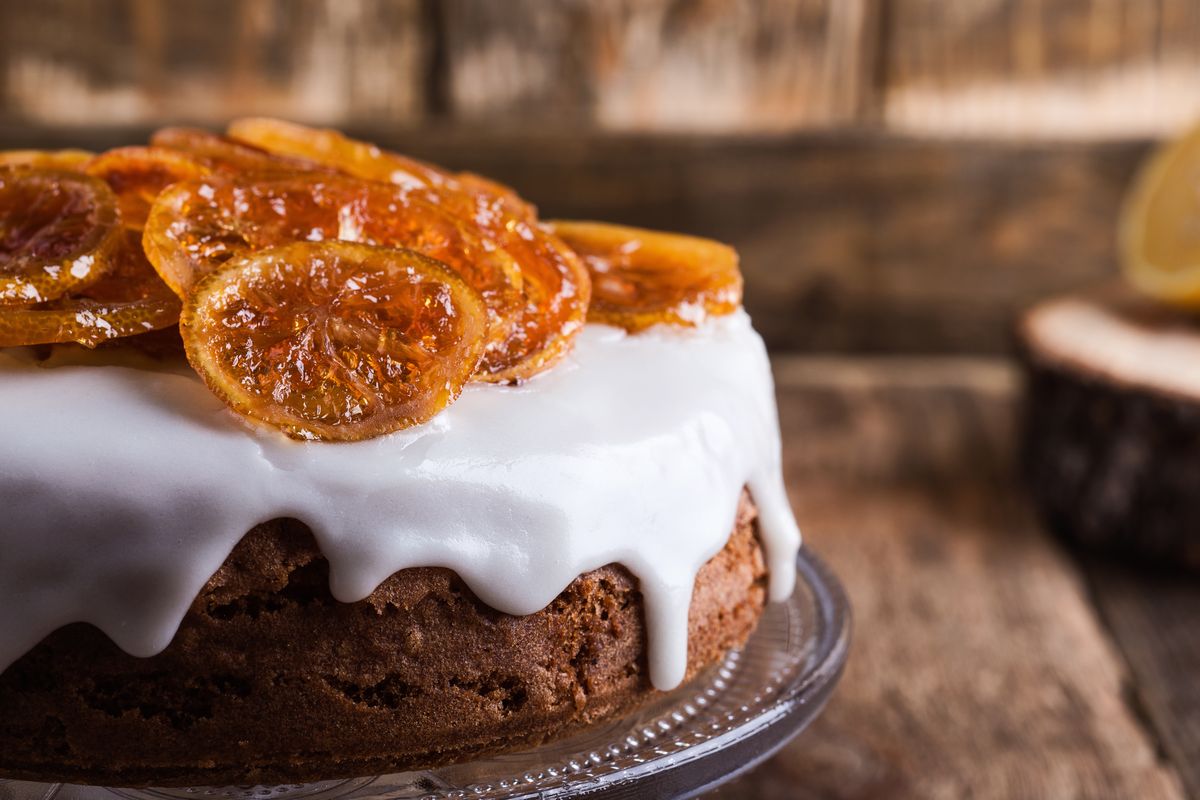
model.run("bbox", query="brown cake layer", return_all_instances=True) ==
[0,492,768,787]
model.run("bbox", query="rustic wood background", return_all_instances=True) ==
[3,1,1200,797]
[3,0,1200,137]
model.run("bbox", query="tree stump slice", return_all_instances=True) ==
[1019,282,1200,569]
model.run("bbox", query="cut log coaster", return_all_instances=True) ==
[1019,282,1200,569]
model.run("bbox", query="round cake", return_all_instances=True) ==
[0,121,803,788]
[0,496,765,787]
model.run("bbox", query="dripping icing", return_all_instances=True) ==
[0,311,800,690]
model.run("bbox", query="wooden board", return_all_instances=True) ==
[437,0,877,132]
[4,0,1200,138]
[1087,560,1200,799]
[1020,283,1200,568]
[710,356,1186,798]
[882,0,1200,139]
[0,0,428,127]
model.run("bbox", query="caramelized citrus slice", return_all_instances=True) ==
[0,168,121,305]
[86,146,211,230]
[227,117,538,225]
[225,120,588,380]
[0,149,94,171]
[150,127,323,176]
[0,232,181,347]
[182,241,488,441]
[227,117,448,189]
[143,173,558,371]
[549,220,742,331]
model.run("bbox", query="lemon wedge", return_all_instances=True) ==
[1121,123,1200,306]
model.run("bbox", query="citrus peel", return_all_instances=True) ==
[86,146,211,230]
[548,220,742,331]
[0,167,122,305]
[181,240,488,441]
[0,231,181,348]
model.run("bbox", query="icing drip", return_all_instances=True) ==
[0,311,800,690]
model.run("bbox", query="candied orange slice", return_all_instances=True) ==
[0,149,94,171]
[0,231,181,347]
[0,167,121,305]
[224,120,587,380]
[150,127,323,176]
[548,220,742,331]
[181,240,488,441]
[227,117,537,224]
[86,146,211,230]
[468,218,590,381]
[227,117,448,189]
[144,174,584,376]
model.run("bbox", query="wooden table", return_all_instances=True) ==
[713,355,1196,799]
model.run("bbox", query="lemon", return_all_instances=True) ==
[1121,123,1200,307]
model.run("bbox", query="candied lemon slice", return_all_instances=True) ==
[182,241,488,441]
[548,220,742,331]
[0,149,94,171]
[227,117,537,223]
[225,120,588,381]
[0,231,181,347]
[1120,123,1200,307]
[86,146,211,230]
[145,174,592,382]
[0,168,121,305]
[151,127,323,176]
[227,117,447,189]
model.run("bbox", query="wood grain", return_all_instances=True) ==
[711,357,1185,798]
[0,0,427,127]
[883,0,1200,139]
[1020,284,1200,568]
[1087,561,1200,799]
[438,0,877,132]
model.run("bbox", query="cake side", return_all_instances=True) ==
[0,493,767,787]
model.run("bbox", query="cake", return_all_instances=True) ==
[0,121,802,787]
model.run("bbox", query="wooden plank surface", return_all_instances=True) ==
[881,0,1200,139]
[712,357,1186,798]
[1087,561,1200,799]
[5,0,1200,138]
[0,0,428,127]
[438,0,877,132]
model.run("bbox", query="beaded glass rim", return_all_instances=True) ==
[0,548,850,800]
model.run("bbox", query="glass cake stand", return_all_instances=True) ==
[1,549,849,800]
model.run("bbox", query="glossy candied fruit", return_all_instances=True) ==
[0,167,122,305]
[548,220,743,331]
[86,146,211,230]
[150,127,324,176]
[0,149,94,171]
[0,231,181,347]
[226,117,447,189]
[143,174,590,381]
[223,120,589,380]
[226,117,537,224]
[181,240,489,441]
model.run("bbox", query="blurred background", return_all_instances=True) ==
[5,2,1200,798]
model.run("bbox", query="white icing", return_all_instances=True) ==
[0,311,800,690]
